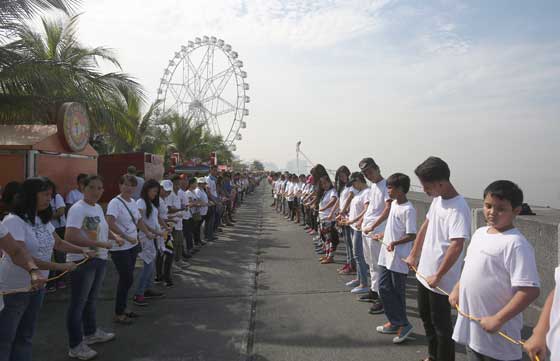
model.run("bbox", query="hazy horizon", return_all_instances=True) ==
[55,0,559,208]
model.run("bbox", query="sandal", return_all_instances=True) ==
[113,315,133,325]
[125,311,140,318]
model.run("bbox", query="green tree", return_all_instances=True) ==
[0,0,78,26]
[100,88,167,155]
[251,160,265,171]
[0,15,143,130]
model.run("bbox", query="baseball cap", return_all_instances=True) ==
[359,157,378,172]
[197,177,207,184]
[348,171,364,185]
[160,179,173,192]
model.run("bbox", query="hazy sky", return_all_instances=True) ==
[69,0,559,207]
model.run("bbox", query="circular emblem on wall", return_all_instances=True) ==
[57,102,90,153]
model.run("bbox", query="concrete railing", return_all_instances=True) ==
[407,191,560,325]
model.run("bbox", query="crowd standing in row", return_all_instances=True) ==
[269,156,558,361]
[0,165,261,361]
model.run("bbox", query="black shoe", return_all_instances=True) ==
[154,277,163,284]
[144,289,165,299]
[165,282,174,288]
[368,300,384,315]
[190,249,200,254]
[358,290,376,303]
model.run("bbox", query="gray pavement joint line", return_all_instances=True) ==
[243,188,265,361]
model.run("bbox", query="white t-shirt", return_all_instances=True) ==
[417,195,471,295]
[66,189,83,206]
[65,200,109,261]
[378,200,417,274]
[339,186,356,212]
[50,194,66,229]
[137,199,159,263]
[132,176,144,200]
[286,182,295,201]
[548,266,560,361]
[168,191,183,231]
[348,187,370,231]
[195,188,209,216]
[178,189,192,220]
[452,226,540,360]
[0,215,55,289]
[206,175,218,198]
[362,179,390,235]
[106,196,140,252]
[319,188,338,221]
[184,189,198,219]
[0,223,8,238]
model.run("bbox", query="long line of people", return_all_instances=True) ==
[0,166,261,361]
[268,156,558,361]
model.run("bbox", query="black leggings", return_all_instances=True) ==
[110,244,140,315]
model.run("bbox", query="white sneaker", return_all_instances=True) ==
[84,328,115,345]
[68,342,97,360]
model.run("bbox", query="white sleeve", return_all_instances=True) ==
[0,223,8,238]
[404,207,417,234]
[106,199,120,218]
[66,205,84,229]
[137,199,147,211]
[65,191,73,204]
[55,194,65,209]
[2,217,25,242]
[506,241,541,288]
[449,208,471,240]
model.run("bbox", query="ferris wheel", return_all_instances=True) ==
[155,36,249,150]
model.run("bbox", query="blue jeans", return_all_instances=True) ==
[67,258,107,348]
[110,245,140,315]
[351,230,368,286]
[379,266,408,327]
[0,289,45,361]
[342,226,354,266]
[135,260,155,296]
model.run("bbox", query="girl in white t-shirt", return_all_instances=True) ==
[64,175,117,359]
[46,180,68,292]
[0,177,85,361]
[341,172,370,294]
[333,166,355,275]
[134,180,166,306]
[317,175,339,264]
[106,175,155,324]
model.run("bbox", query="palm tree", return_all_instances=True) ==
[0,15,143,129]
[162,113,206,160]
[0,0,79,27]
[101,87,167,155]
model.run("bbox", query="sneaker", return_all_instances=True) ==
[345,279,360,287]
[368,300,384,314]
[153,278,164,285]
[144,289,165,299]
[351,286,370,294]
[46,285,56,293]
[133,295,149,306]
[165,281,174,288]
[376,322,400,334]
[358,290,376,303]
[68,342,98,360]
[393,324,413,344]
[84,328,116,345]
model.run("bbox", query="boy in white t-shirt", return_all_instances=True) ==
[404,157,471,361]
[373,173,417,344]
[65,173,87,209]
[450,180,540,361]
[359,157,392,312]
